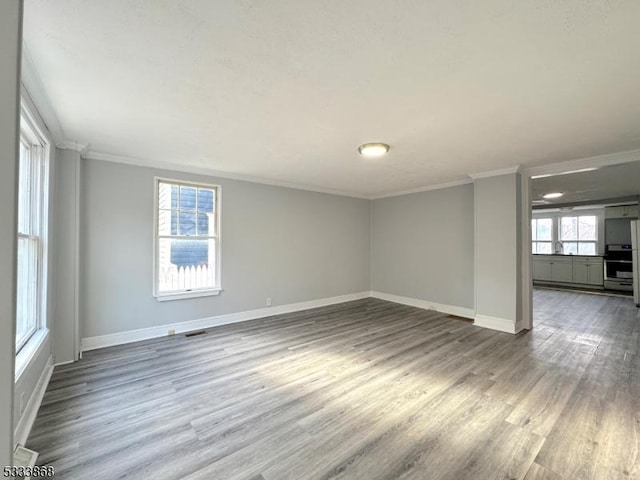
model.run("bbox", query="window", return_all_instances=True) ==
[16,120,48,352]
[560,215,597,255]
[154,179,220,300]
[531,218,553,254]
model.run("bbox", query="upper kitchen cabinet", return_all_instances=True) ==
[605,205,639,219]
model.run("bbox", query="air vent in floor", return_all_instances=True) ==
[185,330,206,338]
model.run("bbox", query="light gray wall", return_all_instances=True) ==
[0,0,21,463]
[52,148,81,363]
[81,160,371,338]
[474,174,522,322]
[370,184,475,309]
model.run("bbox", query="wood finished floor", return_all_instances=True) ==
[27,290,640,480]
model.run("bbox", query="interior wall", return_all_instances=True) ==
[52,148,81,363]
[0,0,21,463]
[370,184,475,310]
[474,173,523,327]
[81,159,371,338]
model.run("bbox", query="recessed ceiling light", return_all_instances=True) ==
[542,192,564,199]
[358,143,390,158]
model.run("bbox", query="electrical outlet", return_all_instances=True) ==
[266,297,272,307]
[168,329,176,336]
[19,393,25,416]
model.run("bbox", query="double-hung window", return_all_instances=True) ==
[16,119,48,352]
[560,215,597,255]
[154,179,221,300]
[531,218,553,254]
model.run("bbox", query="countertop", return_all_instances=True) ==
[532,253,604,257]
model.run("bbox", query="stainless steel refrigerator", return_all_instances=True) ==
[633,220,640,306]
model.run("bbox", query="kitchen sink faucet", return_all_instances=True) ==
[554,241,564,254]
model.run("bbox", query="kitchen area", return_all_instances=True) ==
[531,161,640,307]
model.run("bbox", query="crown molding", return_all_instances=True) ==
[21,42,65,144]
[57,140,90,153]
[83,150,371,199]
[468,165,521,179]
[370,178,473,200]
[522,148,640,178]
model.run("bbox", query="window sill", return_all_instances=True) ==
[155,289,222,302]
[15,329,49,382]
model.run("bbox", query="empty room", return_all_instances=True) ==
[2,1,640,479]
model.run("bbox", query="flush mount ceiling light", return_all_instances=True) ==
[542,192,564,199]
[358,143,390,158]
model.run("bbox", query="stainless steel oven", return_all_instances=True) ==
[604,244,634,291]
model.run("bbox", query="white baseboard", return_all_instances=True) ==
[474,314,522,334]
[14,355,54,447]
[369,291,475,319]
[81,291,371,352]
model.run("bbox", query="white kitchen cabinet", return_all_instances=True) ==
[605,205,639,219]
[533,260,552,281]
[573,263,588,284]
[550,258,573,283]
[532,255,603,287]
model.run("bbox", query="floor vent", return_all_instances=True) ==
[185,330,206,338]
[14,445,38,479]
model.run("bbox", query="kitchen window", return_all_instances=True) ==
[531,218,553,254]
[560,215,597,255]
[154,178,221,300]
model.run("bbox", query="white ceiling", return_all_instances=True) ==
[532,161,640,206]
[23,0,640,197]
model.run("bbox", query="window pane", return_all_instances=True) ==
[578,242,596,255]
[537,219,552,241]
[16,236,38,349]
[536,242,552,254]
[158,209,172,236]
[531,220,537,241]
[17,143,31,235]
[178,211,196,235]
[180,186,196,212]
[197,213,211,235]
[578,216,596,240]
[158,182,173,210]
[197,188,215,213]
[563,242,578,255]
[158,238,216,292]
[561,217,577,240]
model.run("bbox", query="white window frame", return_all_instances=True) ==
[559,214,598,255]
[153,177,222,301]
[531,209,602,256]
[531,217,553,254]
[15,97,51,378]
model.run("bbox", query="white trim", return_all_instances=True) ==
[81,291,371,351]
[13,355,53,448]
[156,289,222,302]
[520,173,533,330]
[523,148,640,178]
[15,330,49,381]
[369,291,475,319]
[474,314,522,334]
[468,166,521,179]
[370,178,473,200]
[85,150,371,199]
[57,139,89,153]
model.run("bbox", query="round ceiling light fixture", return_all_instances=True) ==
[358,143,390,158]
[542,192,564,199]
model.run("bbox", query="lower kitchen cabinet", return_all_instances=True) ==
[550,258,573,283]
[533,255,604,287]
